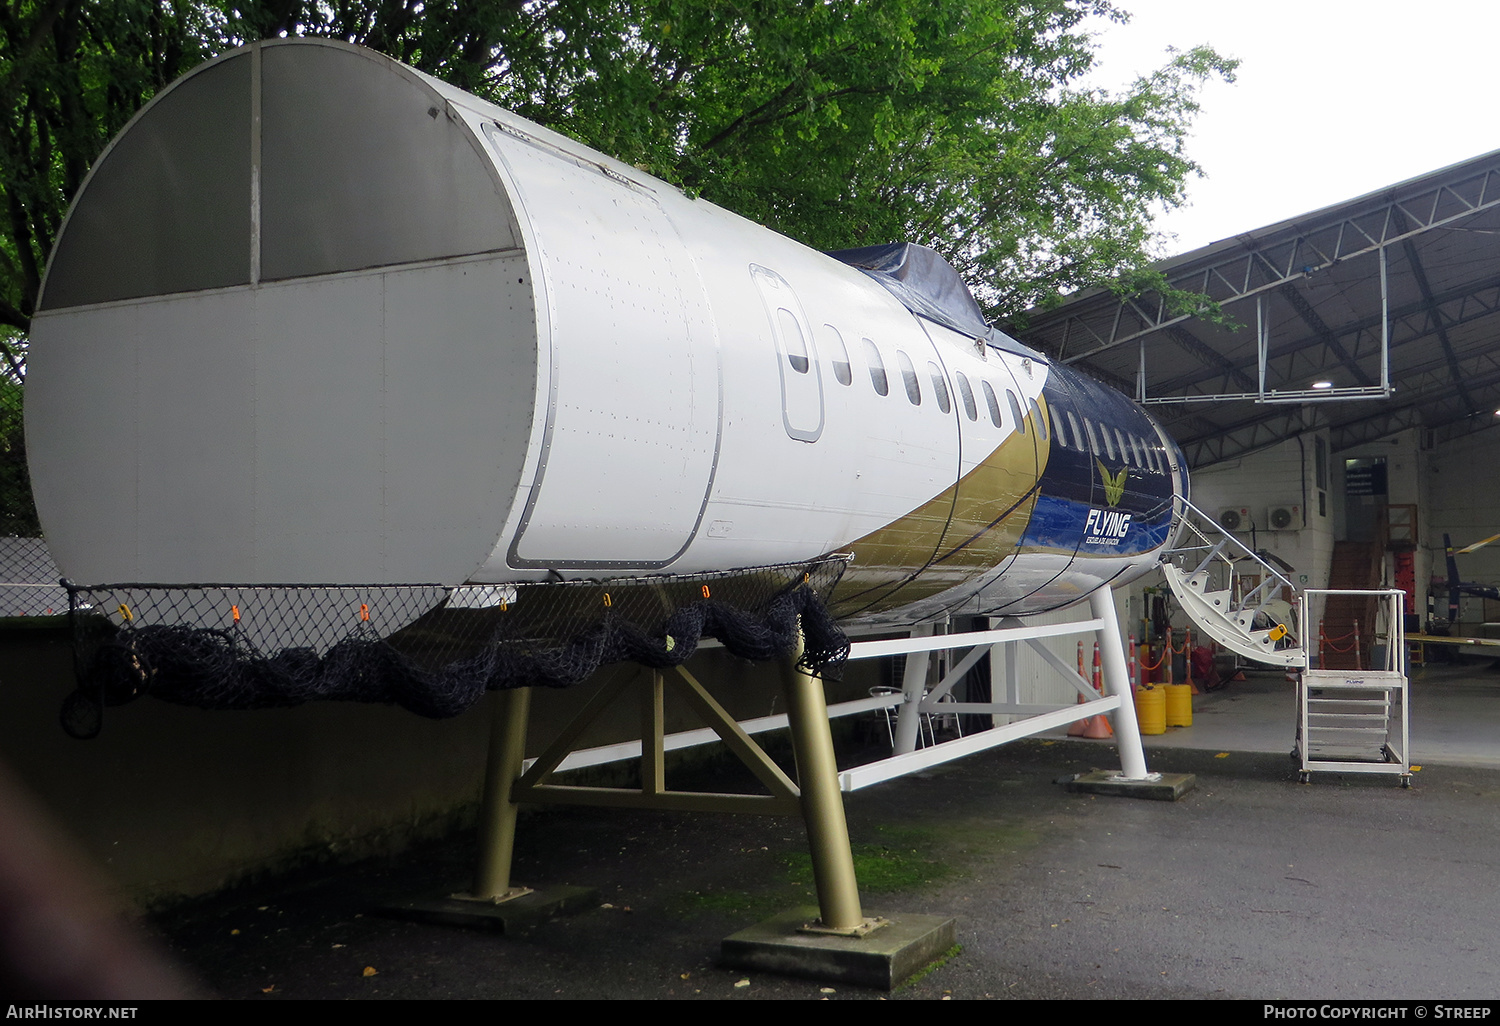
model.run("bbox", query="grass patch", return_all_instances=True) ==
[782,831,951,895]
[680,887,784,920]
[674,818,1038,920]
[899,944,962,990]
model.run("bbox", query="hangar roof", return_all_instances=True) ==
[1014,149,1500,468]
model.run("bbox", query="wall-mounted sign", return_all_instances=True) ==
[1345,458,1388,497]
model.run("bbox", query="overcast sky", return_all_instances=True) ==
[1082,0,1500,256]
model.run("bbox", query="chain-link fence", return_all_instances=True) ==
[0,346,63,616]
[62,558,852,739]
[8,335,853,734]
[0,351,33,534]
[0,536,63,616]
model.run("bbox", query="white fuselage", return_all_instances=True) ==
[26,40,1179,628]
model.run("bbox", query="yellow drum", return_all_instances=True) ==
[1164,683,1193,727]
[1135,685,1166,735]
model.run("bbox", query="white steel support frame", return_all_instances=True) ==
[511,585,1154,793]
[838,586,1150,790]
[891,623,933,755]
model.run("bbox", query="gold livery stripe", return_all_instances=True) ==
[832,400,1050,616]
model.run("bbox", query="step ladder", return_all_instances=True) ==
[1295,588,1411,786]
[1160,498,1305,667]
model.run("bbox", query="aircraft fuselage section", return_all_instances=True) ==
[26,40,1187,627]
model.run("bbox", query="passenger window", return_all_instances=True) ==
[928,363,951,413]
[863,338,889,396]
[1115,429,1129,464]
[1130,434,1144,467]
[1054,412,1071,448]
[825,325,852,386]
[1084,418,1100,454]
[1067,412,1085,452]
[778,309,809,373]
[982,381,1002,428]
[897,350,922,405]
[1030,398,1048,441]
[1006,390,1026,434]
[1100,424,1116,459]
[955,372,978,421]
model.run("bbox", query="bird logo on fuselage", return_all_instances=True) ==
[1085,461,1132,547]
[1097,460,1127,507]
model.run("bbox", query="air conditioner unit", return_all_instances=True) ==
[1218,507,1252,532]
[1266,505,1302,531]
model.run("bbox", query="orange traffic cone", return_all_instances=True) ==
[1068,641,1090,737]
[1069,642,1114,738]
[1084,642,1114,738]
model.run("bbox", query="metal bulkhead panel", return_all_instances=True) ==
[27,40,540,587]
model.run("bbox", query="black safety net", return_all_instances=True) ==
[61,558,850,740]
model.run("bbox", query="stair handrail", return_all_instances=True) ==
[1167,496,1300,623]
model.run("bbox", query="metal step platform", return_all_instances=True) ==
[1295,589,1411,786]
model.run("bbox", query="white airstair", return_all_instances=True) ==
[1159,498,1305,667]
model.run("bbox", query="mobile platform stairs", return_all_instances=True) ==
[1159,500,1409,786]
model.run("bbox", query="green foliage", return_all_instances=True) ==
[436,1,1237,320]
[0,2,1234,534]
[0,0,1232,338]
[0,0,222,334]
[0,371,37,534]
[1105,265,1242,332]
[0,2,1234,533]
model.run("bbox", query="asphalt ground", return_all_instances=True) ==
[144,735,1500,1001]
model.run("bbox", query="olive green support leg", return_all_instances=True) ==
[382,687,597,932]
[721,630,957,990]
[470,686,532,900]
[783,638,868,934]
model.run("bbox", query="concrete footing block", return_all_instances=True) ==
[382,885,599,933]
[721,907,957,990]
[1067,768,1196,801]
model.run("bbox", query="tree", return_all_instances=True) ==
[0,0,1231,338]
[504,2,1234,321]
[0,1,1232,532]
[0,0,220,368]
[221,1,1231,320]
[0,377,34,535]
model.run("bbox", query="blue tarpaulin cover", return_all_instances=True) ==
[826,242,1040,358]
